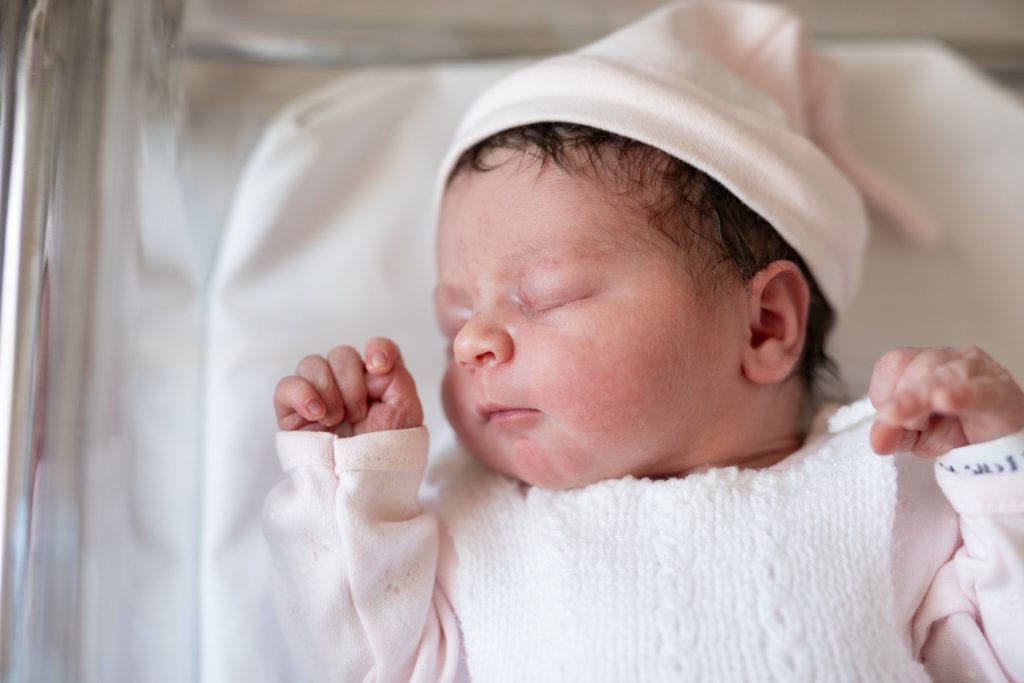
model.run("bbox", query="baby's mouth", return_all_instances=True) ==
[477,403,541,424]
[487,408,540,423]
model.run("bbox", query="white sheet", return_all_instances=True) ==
[826,44,1024,393]
[122,44,1024,681]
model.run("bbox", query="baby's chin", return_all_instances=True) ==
[461,435,604,490]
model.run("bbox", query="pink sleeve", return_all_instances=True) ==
[894,429,1024,683]
[262,428,463,683]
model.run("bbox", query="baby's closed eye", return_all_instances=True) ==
[516,277,595,320]
[518,293,590,320]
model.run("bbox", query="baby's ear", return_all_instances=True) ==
[740,260,809,385]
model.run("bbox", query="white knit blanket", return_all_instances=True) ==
[437,406,931,682]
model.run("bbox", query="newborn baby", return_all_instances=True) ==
[264,2,1024,681]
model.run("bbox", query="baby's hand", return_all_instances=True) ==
[273,338,423,437]
[869,346,1024,457]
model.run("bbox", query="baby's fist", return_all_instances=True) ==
[273,338,423,437]
[868,346,1024,457]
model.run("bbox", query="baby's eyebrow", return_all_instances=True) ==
[512,237,621,266]
[434,236,621,302]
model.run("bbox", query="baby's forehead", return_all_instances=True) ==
[444,160,673,238]
[437,147,698,284]
[514,232,635,259]
[438,233,633,279]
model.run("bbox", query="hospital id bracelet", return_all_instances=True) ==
[935,427,1024,475]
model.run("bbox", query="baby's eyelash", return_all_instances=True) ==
[521,295,589,320]
[522,302,564,319]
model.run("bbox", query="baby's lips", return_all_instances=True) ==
[474,401,505,421]
[475,400,537,421]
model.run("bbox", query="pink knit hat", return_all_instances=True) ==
[436,0,936,313]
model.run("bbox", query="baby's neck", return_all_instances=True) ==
[673,432,805,476]
[669,377,807,477]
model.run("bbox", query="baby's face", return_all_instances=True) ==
[435,150,751,488]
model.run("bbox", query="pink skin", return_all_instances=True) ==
[869,346,1024,456]
[274,338,423,438]
[434,150,808,489]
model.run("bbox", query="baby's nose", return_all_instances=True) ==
[452,315,514,369]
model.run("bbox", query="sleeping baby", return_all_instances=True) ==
[263,1,1024,681]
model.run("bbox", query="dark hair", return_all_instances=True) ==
[448,122,840,401]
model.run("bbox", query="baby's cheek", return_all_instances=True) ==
[441,368,474,440]
[545,337,657,441]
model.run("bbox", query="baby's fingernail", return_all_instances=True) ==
[306,400,324,417]
[370,352,387,370]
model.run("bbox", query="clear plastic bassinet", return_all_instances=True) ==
[1,0,1023,681]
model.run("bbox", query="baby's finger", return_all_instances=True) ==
[870,415,964,457]
[295,354,345,426]
[365,351,414,400]
[869,419,918,455]
[892,355,999,421]
[934,374,1016,416]
[899,346,998,409]
[909,415,964,457]
[362,355,424,433]
[274,375,327,430]
[877,348,965,426]
[327,345,368,424]
[869,348,925,409]
[892,347,962,393]
[876,386,933,433]
[364,337,402,376]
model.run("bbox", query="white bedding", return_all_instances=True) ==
[117,43,1024,681]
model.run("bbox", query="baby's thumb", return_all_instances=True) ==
[363,360,424,432]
